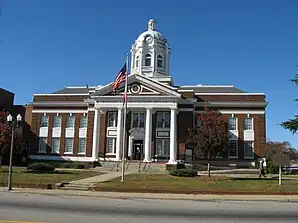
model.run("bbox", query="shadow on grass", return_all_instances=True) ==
[231,177,292,181]
[24,170,77,175]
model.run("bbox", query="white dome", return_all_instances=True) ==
[136,19,167,43]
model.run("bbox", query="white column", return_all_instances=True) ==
[143,108,152,162]
[115,108,123,161]
[92,109,100,161]
[167,108,177,164]
[128,135,133,158]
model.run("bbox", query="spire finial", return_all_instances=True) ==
[148,19,156,31]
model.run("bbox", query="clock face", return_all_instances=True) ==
[145,35,153,43]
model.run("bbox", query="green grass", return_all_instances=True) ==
[95,173,298,193]
[0,166,101,185]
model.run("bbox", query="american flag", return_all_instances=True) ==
[111,63,127,92]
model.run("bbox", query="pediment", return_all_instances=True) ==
[90,74,181,98]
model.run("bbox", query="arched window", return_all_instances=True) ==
[157,55,163,68]
[136,56,139,68]
[145,54,151,66]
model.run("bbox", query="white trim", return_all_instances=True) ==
[64,152,73,155]
[28,155,95,162]
[180,85,235,88]
[195,93,264,95]
[95,102,178,109]
[77,152,86,155]
[195,110,265,114]
[178,108,193,112]
[33,94,89,96]
[177,89,194,92]
[87,107,96,111]
[32,109,88,114]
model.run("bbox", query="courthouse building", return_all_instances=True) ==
[28,19,267,165]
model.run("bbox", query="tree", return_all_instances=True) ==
[266,140,298,161]
[187,106,229,177]
[0,110,22,167]
[281,71,298,133]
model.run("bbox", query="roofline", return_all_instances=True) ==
[33,94,89,96]
[179,85,235,88]
[66,86,98,89]
[195,93,265,96]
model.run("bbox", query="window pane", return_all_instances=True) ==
[164,113,170,128]
[41,115,48,127]
[80,116,88,128]
[139,112,145,128]
[244,141,254,158]
[244,118,253,130]
[65,138,74,153]
[156,138,170,157]
[157,55,163,68]
[136,56,139,68]
[228,117,237,130]
[78,138,86,154]
[107,112,116,127]
[53,116,61,128]
[38,137,47,153]
[228,141,238,157]
[145,54,151,66]
[52,138,60,153]
[156,112,164,128]
[67,115,75,128]
[106,138,116,153]
[132,112,138,127]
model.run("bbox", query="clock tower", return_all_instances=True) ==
[130,19,173,85]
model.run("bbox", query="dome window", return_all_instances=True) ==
[136,56,139,68]
[157,55,163,68]
[145,54,151,66]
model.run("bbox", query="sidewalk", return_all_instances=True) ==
[1,187,298,202]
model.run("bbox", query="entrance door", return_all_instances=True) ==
[133,140,144,160]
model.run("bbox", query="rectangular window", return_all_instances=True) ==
[107,112,117,127]
[244,117,253,130]
[51,138,60,153]
[132,112,145,128]
[156,112,170,128]
[228,140,238,158]
[78,138,86,154]
[244,141,254,158]
[53,116,61,128]
[156,138,170,157]
[80,115,88,128]
[65,138,74,153]
[106,137,116,154]
[67,115,75,128]
[38,137,47,153]
[41,115,48,127]
[228,117,237,130]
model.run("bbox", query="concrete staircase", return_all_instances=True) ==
[59,182,93,191]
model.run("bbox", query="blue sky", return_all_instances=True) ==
[0,0,298,147]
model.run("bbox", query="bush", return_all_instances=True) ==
[169,168,197,177]
[27,163,55,172]
[267,162,279,174]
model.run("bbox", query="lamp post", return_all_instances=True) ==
[6,113,22,191]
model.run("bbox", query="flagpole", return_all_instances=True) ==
[121,54,129,182]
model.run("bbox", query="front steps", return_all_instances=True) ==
[59,182,94,191]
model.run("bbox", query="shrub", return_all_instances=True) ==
[27,163,55,172]
[169,168,197,177]
[266,162,279,174]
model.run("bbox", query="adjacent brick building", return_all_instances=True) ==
[27,19,267,166]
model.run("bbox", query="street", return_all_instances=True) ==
[0,192,297,223]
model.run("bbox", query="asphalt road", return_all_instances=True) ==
[0,192,297,223]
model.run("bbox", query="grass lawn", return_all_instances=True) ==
[0,166,101,185]
[95,173,298,194]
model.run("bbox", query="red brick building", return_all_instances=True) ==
[28,20,267,166]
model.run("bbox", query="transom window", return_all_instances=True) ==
[132,112,145,128]
[156,138,170,157]
[80,115,88,128]
[228,140,238,158]
[53,116,61,128]
[145,54,151,66]
[157,55,163,68]
[156,112,170,128]
[67,115,75,128]
[244,141,254,158]
[51,138,60,153]
[41,115,48,127]
[228,117,237,130]
[244,117,253,130]
[106,137,116,154]
[107,112,117,127]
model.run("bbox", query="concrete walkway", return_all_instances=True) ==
[1,187,298,202]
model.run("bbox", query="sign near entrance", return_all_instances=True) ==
[272,154,290,166]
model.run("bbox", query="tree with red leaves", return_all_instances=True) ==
[187,106,229,177]
[0,110,22,167]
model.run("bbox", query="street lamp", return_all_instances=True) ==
[6,113,22,191]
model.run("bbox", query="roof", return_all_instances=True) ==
[50,86,97,95]
[177,85,246,93]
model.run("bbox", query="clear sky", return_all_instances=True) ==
[0,0,298,147]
